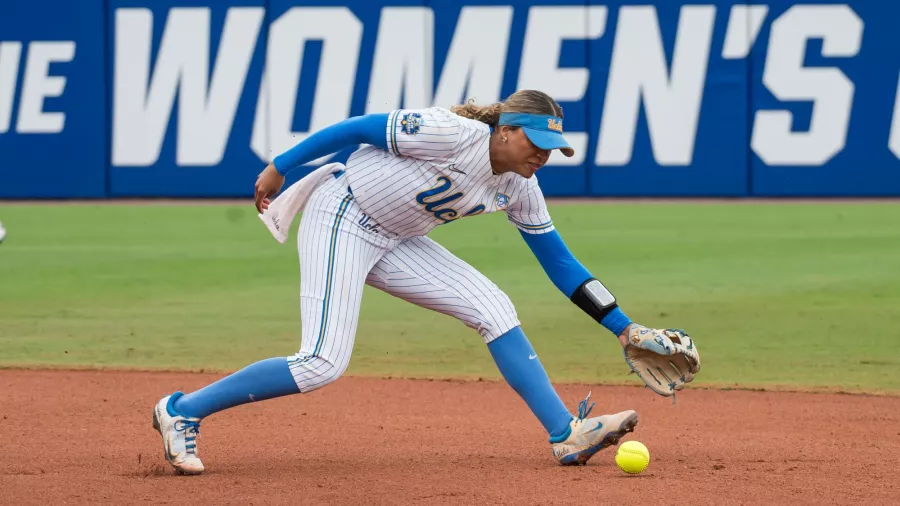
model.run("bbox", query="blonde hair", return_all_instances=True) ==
[450,90,564,126]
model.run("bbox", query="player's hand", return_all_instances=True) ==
[620,325,700,397]
[254,163,285,213]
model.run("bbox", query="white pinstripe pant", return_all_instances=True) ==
[287,174,520,392]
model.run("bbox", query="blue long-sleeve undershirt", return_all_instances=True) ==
[519,230,632,336]
[273,113,390,175]
[519,229,591,297]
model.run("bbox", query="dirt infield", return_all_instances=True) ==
[2,370,898,505]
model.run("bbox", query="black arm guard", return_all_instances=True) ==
[570,278,618,325]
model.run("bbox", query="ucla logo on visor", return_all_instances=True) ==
[498,112,563,133]
[497,112,575,157]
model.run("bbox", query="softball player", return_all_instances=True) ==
[153,89,701,475]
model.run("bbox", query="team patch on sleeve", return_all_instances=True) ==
[495,192,510,210]
[385,107,461,160]
[400,112,422,135]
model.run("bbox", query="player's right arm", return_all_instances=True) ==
[274,107,462,176]
[254,113,389,211]
[255,108,463,211]
[381,108,462,162]
[254,114,389,213]
[271,113,391,176]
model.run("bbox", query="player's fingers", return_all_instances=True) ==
[254,188,265,213]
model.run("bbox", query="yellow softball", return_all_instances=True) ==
[615,440,650,474]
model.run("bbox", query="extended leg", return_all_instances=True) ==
[153,179,389,474]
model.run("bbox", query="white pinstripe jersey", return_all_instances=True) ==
[344,107,556,238]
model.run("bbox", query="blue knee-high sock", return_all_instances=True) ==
[172,357,300,419]
[487,326,573,440]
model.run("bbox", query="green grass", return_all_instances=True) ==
[1,201,899,393]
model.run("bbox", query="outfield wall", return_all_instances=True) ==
[1,1,899,198]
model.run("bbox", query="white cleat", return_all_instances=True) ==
[152,392,205,475]
[550,392,639,466]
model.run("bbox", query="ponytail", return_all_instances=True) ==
[450,90,564,127]
[449,99,503,126]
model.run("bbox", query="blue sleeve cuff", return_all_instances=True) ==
[273,154,291,176]
[600,307,632,336]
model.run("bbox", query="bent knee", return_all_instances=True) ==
[287,350,352,392]
[464,289,520,343]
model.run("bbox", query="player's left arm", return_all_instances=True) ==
[516,228,628,335]
[509,180,700,397]
[504,180,627,336]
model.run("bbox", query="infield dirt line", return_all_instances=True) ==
[1,364,896,397]
[3,369,899,505]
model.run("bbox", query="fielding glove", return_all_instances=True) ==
[623,325,700,397]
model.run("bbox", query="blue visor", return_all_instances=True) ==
[498,112,575,157]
